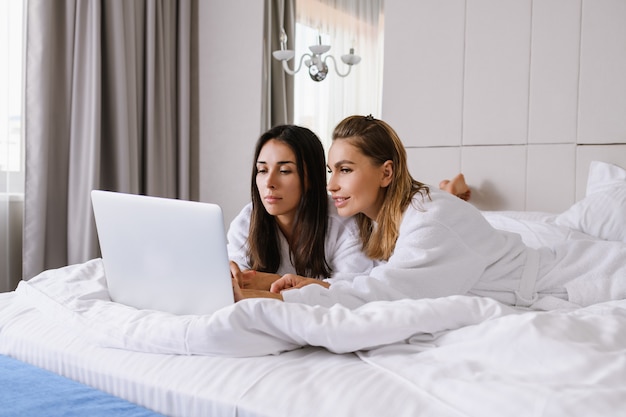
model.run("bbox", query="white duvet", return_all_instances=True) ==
[15,258,520,357]
[13,257,626,415]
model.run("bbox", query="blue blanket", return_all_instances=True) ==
[0,354,165,417]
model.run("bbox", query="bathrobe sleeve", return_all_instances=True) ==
[226,203,253,270]
[283,191,518,309]
[324,201,377,278]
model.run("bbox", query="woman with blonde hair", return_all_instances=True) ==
[329,115,430,262]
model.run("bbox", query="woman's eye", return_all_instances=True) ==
[340,167,351,173]
[280,170,292,175]
[257,168,267,174]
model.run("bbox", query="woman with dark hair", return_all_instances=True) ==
[227,124,375,295]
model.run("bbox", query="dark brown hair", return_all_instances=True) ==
[247,125,331,278]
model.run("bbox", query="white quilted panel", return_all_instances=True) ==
[461,146,526,211]
[405,147,462,189]
[463,0,531,145]
[381,0,626,212]
[526,144,577,213]
[528,0,581,144]
[382,0,465,147]
[578,0,626,143]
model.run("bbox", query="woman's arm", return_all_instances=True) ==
[231,262,283,301]
[270,274,330,293]
[281,194,495,308]
[235,287,283,301]
[241,270,281,290]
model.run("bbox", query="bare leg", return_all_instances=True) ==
[439,173,471,201]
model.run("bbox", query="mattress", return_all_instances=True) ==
[0,353,165,417]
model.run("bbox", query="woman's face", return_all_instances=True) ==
[327,139,390,220]
[256,139,302,227]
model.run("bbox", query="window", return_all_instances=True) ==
[292,0,384,151]
[1,0,25,291]
[1,0,25,195]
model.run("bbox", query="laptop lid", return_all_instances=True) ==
[91,190,234,315]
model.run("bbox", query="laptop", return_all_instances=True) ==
[91,190,235,315]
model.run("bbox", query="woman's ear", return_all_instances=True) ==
[380,160,393,188]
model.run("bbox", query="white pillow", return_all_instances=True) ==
[586,160,626,196]
[554,161,626,242]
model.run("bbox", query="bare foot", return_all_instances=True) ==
[439,173,471,201]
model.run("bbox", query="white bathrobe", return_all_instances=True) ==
[227,197,376,279]
[282,190,626,309]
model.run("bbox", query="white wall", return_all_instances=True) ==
[198,1,265,225]
[383,0,626,212]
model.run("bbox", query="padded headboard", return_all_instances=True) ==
[382,0,626,213]
[406,144,626,213]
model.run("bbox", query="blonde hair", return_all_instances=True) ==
[332,115,430,260]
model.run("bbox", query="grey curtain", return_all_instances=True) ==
[23,0,195,280]
[262,0,295,131]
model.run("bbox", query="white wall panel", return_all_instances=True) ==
[461,146,527,211]
[406,147,462,189]
[526,144,576,213]
[463,0,532,145]
[198,1,264,225]
[578,0,626,143]
[380,0,626,212]
[528,0,581,144]
[575,145,626,200]
[382,0,465,147]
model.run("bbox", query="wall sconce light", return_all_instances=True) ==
[272,28,361,82]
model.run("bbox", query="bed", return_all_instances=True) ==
[1,160,626,417]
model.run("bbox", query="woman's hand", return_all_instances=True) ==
[232,277,245,301]
[229,261,280,291]
[270,274,330,293]
[231,263,283,301]
[230,261,244,285]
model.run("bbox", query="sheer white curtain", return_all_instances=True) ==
[293,0,384,149]
[0,0,25,292]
